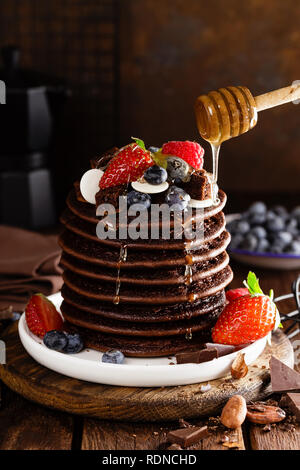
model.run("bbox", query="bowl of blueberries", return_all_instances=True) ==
[226,202,300,270]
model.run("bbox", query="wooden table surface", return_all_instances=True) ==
[0,262,300,451]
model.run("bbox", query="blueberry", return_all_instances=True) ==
[240,234,258,252]
[43,330,68,352]
[144,165,168,185]
[235,220,250,234]
[127,190,151,210]
[266,216,285,232]
[166,156,190,182]
[249,226,267,239]
[149,146,160,154]
[229,233,243,250]
[271,205,288,218]
[256,238,269,253]
[63,333,84,354]
[226,219,239,234]
[271,243,285,254]
[286,217,298,235]
[286,240,300,255]
[248,201,267,215]
[102,349,125,364]
[165,186,190,211]
[291,206,300,218]
[249,212,266,226]
[266,210,277,221]
[273,231,293,247]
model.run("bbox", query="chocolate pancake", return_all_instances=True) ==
[64,321,216,357]
[60,251,229,285]
[58,229,231,269]
[60,204,226,250]
[61,284,226,322]
[62,265,233,304]
[66,186,227,226]
[58,174,233,356]
[61,301,222,337]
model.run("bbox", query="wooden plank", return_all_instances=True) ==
[81,418,245,450]
[0,323,293,422]
[249,422,300,451]
[0,384,74,450]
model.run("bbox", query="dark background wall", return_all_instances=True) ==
[0,0,299,213]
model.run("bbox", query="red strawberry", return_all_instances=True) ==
[25,293,63,338]
[226,288,249,303]
[212,272,278,345]
[161,141,204,170]
[100,138,154,189]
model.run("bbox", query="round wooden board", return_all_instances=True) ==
[0,323,294,422]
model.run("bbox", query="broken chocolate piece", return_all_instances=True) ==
[285,393,300,423]
[270,356,300,393]
[175,350,201,364]
[176,348,217,364]
[179,418,192,428]
[167,443,182,450]
[204,342,236,357]
[167,426,209,448]
[90,147,119,169]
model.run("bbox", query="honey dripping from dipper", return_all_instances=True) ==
[195,86,258,205]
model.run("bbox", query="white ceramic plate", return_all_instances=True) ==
[19,292,268,387]
[226,213,300,270]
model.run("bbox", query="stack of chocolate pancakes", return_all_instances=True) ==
[59,172,233,357]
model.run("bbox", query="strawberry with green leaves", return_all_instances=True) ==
[25,293,64,338]
[212,272,280,345]
[99,138,154,189]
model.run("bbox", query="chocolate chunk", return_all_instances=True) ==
[90,147,119,169]
[270,356,300,393]
[176,350,201,364]
[204,342,236,357]
[285,393,300,422]
[181,171,211,200]
[167,426,209,448]
[176,348,218,364]
[179,418,192,428]
[198,348,218,363]
[167,443,183,450]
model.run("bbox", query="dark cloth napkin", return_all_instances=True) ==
[0,225,63,312]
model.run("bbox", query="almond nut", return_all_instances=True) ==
[246,403,286,424]
[231,353,248,379]
[220,395,247,429]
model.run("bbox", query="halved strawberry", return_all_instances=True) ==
[161,141,204,170]
[212,272,278,345]
[226,288,249,303]
[25,293,63,338]
[99,138,154,189]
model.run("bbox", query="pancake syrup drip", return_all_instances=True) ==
[184,249,198,303]
[113,244,128,305]
[185,327,193,340]
[112,175,130,305]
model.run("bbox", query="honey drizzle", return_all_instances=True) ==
[185,328,193,340]
[113,244,128,305]
[184,247,198,303]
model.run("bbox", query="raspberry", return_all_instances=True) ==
[162,141,204,170]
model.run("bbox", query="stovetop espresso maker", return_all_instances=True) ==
[0,45,69,228]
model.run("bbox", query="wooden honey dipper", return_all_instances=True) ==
[195,83,300,144]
